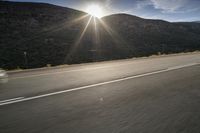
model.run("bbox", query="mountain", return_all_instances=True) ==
[101,14,200,56]
[193,21,200,23]
[0,1,200,70]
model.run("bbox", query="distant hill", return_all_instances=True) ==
[0,1,200,69]
[193,21,200,23]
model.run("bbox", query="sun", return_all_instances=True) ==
[86,4,103,18]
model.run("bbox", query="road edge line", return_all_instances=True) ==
[0,63,199,106]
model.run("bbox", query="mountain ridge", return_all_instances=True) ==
[0,1,200,69]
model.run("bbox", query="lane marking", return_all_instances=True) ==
[0,97,24,104]
[0,63,199,106]
[9,58,200,80]
[167,63,199,70]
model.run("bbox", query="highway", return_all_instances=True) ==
[0,53,200,133]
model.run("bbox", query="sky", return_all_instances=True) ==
[9,0,200,22]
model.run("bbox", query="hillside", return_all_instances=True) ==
[0,1,200,69]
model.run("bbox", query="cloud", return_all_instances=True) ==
[151,0,187,12]
[149,0,200,13]
[136,0,152,9]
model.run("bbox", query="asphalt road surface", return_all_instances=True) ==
[0,53,200,133]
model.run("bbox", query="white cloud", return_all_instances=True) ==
[149,0,200,13]
[150,0,188,12]
[136,0,152,9]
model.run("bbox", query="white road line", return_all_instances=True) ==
[167,63,199,70]
[0,63,199,106]
[0,97,24,104]
[9,59,200,80]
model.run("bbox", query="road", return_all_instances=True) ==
[0,53,200,133]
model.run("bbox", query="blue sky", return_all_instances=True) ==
[10,0,200,22]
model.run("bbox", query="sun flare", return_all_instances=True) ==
[86,4,103,18]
